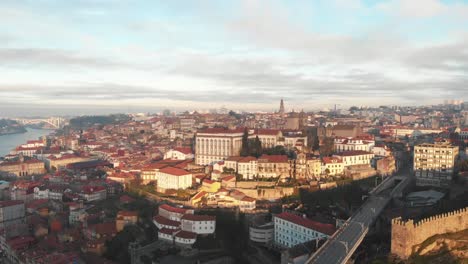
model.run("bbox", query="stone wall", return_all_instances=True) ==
[235,181,276,189]
[391,207,468,259]
[234,187,294,199]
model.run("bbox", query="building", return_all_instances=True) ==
[0,200,26,239]
[255,129,283,148]
[413,141,459,187]
[334,151,374,167]
[330,124,362,138]
[258,155,290,178]
[116,210,138,232]
[180,214,216,235]
[0,158,45,177]
[237,156,258,180]
[163,147,194,160]
[249,222,274,244]
[334,137,374,153]
[155,167,193,191]
[273,212,335,248]
[322,157,344,176]
[158,204,194,222]
[201,179,221,193]
[294,154,322,179]
[81,186,107,202]
[45,154,90,171]
[195,128,245,165]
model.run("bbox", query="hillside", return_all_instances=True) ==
[0,119,27,135]
[409,229,468,264]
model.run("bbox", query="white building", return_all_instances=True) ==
[195,128,246,165]
[334,151,374,167]
[81,186,107,202]
[180,214,216,235]
[164,147,194,160]
[155,167,193,191]
[158,204,194,222]
[255,129,282,148]
[174,230,197,246]
[273,212,335,248]
[334,137,374,153]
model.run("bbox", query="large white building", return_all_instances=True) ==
[334,151,374,167]
[155,167,193,191]
[414,141,459,187]
[273,212,335,248]
[195,128,246,165]
[181,214,216,235]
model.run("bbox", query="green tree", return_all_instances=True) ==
[248,136,262,158]
[240,128,249,156]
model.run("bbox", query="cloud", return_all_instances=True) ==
[0,48,147,69]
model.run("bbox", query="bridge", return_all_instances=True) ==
[306,174,413,264]
[13,117,66,129]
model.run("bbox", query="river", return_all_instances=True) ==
[0,128,52,157]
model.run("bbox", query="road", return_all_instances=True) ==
[307,172,413,264]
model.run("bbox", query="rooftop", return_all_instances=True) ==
[275,212,336,236]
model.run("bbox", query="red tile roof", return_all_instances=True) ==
[322,157,342,164]
[158,228,179,235]
[259,154,288,163]
[159,166,191,176]
[198,127,245,134]
[0,200,24,208]
[173,147,192,154]
[181,214,216,221]
[255,129,280,135]
[175,230,197,239]
[275,212,336,236]
[159,204,191,214]
[153,215,181,227]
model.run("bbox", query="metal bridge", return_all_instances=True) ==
[13,117,66,129]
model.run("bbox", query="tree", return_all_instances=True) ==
[320,137,334,156]
[248,136,262,158]
[312,135,320,151]
[240,128,249,156]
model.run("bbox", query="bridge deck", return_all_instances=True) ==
[307,175,411,264]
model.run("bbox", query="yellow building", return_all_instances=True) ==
[0,158,45,177]
[201,179,221,193]
[116,211,138,232]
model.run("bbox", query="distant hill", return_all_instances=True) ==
[68,114,131,129]
[0,119,27,135]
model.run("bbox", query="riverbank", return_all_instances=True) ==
[0,128,51,157]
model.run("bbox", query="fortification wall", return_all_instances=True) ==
[391,207,468,259]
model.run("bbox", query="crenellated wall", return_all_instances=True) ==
[390,207,468,259]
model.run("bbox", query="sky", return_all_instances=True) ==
[0,0,467,116]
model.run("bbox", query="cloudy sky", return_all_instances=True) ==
[1,0,467,116]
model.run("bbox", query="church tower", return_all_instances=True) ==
[279,99,285,115]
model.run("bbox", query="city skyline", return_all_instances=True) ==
[1,0,468,116]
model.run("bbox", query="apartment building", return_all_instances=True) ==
[414,142,459,187]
